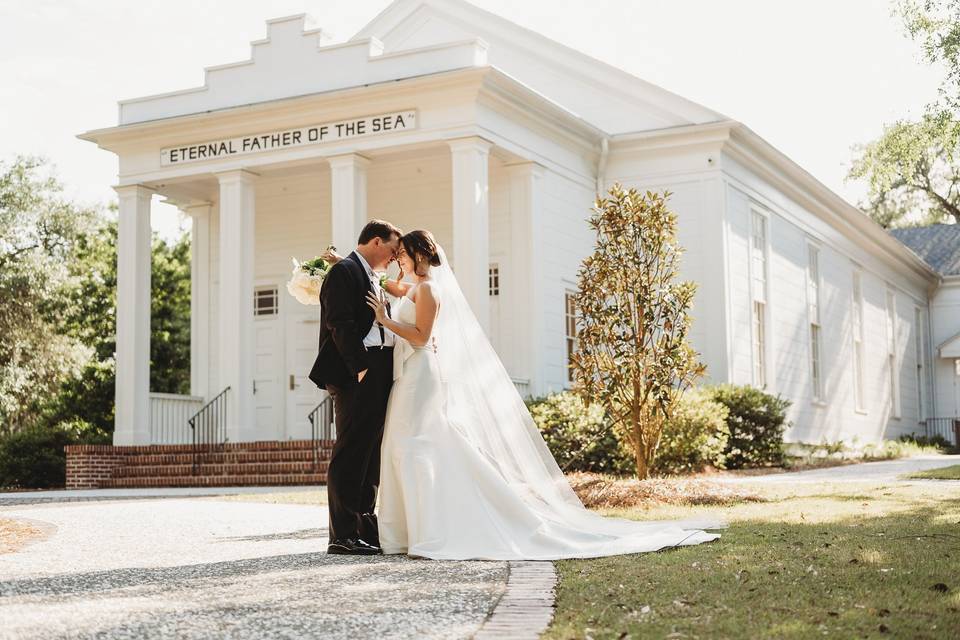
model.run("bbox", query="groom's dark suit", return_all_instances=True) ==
[308,251,394,546]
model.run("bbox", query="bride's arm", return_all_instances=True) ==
[366,283,438,347]
[382,274,413,298]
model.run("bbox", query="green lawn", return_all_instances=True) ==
[546,481,960,639]
[905,465,960,480]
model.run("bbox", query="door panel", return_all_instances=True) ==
[286,312,327,440]
[253,321,282,438]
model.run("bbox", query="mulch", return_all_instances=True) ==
[567,473,765,509]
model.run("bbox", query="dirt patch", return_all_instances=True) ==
[567,473,764,509]
[0,517,56,554]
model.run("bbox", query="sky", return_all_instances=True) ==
[0,0,945,242]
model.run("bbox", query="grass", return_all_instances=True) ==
[905,465,960,481]
[545,481,960,640]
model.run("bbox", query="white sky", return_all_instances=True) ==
[0,0,944,242]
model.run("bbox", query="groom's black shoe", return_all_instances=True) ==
[327,537,382,555]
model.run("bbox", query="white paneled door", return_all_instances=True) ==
[285,311,327,440]
[253,316,283,439]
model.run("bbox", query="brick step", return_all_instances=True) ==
[67,439,337,455]
[123,449,332,466]
[113,461,329,478]
[99,473,328,488]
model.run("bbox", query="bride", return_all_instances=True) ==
[329,229,723,560]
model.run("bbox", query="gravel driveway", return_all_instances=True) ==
[0,495,507,640]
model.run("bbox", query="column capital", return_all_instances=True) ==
[503,160,547,178]
[214,168,259,184]
[447,136,493,154]
[327,153,372,170]
[112,184,155,199]
[180,201,214,217]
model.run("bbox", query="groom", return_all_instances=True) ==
[308,219,402,555]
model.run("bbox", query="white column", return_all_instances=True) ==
[216,170,257,442]
[448,137,492,334]
[113,184,154,445]
[507,162,546,396]
[328,154,370,252]
[184,202,212,400]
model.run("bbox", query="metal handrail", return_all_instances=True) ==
[188,386,230,474]
[308,396,335,470]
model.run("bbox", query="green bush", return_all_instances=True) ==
[706,383,790,469]
[898,433,952,450]
[527,392,633,475]
[654,388,730,475]
[0,419,109,489]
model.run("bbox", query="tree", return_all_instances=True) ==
[0,155,192,436]
[42,213,193,433]
[0,156,98,434]
[898,0,960,111]
[848,113,960,227]
[846,1,960,227]
[571,184,707,479]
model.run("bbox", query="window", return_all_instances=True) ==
[565,291,578,383]
[488,264,500,296]
[807,245,823,401]
[851,270,865,412]
[914,307,925,421]
[885,288,900,418]
[750,210,768,388]
[254,286,279,316]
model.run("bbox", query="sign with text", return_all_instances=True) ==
[160,110,418,166]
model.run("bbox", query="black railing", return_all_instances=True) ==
[921,417,960,446]
[189,386,230,474]
[308,396,335,469]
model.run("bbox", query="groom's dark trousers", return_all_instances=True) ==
[324,347,393,545]
[307,252,393,546]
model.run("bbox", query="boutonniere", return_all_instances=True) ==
[379,273,389,288]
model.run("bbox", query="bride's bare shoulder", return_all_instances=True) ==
[411,280,440,304]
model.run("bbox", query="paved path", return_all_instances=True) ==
[0,493,512,639]
[714,453,960,484]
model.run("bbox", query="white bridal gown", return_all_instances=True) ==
[376,293,722,561]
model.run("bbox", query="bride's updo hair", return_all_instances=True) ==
[401,229,442,276]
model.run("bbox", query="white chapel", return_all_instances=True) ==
[79,0,959,456]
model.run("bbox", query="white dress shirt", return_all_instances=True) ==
[353,250,396,348]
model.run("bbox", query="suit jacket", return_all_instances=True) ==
[308,252,376,389]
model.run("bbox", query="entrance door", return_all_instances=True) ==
[253,284,283,439]
[285,309,327,440]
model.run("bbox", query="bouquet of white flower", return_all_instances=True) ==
[286,248,335,305]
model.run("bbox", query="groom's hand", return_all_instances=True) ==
[358,369,368,382]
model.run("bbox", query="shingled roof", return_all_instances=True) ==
[887,223,960,276]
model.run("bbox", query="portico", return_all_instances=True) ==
[79,15,601,447]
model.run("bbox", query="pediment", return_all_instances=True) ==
[940,330,960,359]
[119,14,487,125]
[352,0,726,133]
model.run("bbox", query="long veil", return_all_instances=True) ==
[428,244,726,541]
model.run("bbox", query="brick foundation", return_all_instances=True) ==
[64,440,333,489]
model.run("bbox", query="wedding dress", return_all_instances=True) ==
[376,245,724,560]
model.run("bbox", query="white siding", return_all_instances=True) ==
[930,281,960,418]
[722,159,931,446]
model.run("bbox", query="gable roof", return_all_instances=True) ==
[888,223,960,276]
[351,0,728,133]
